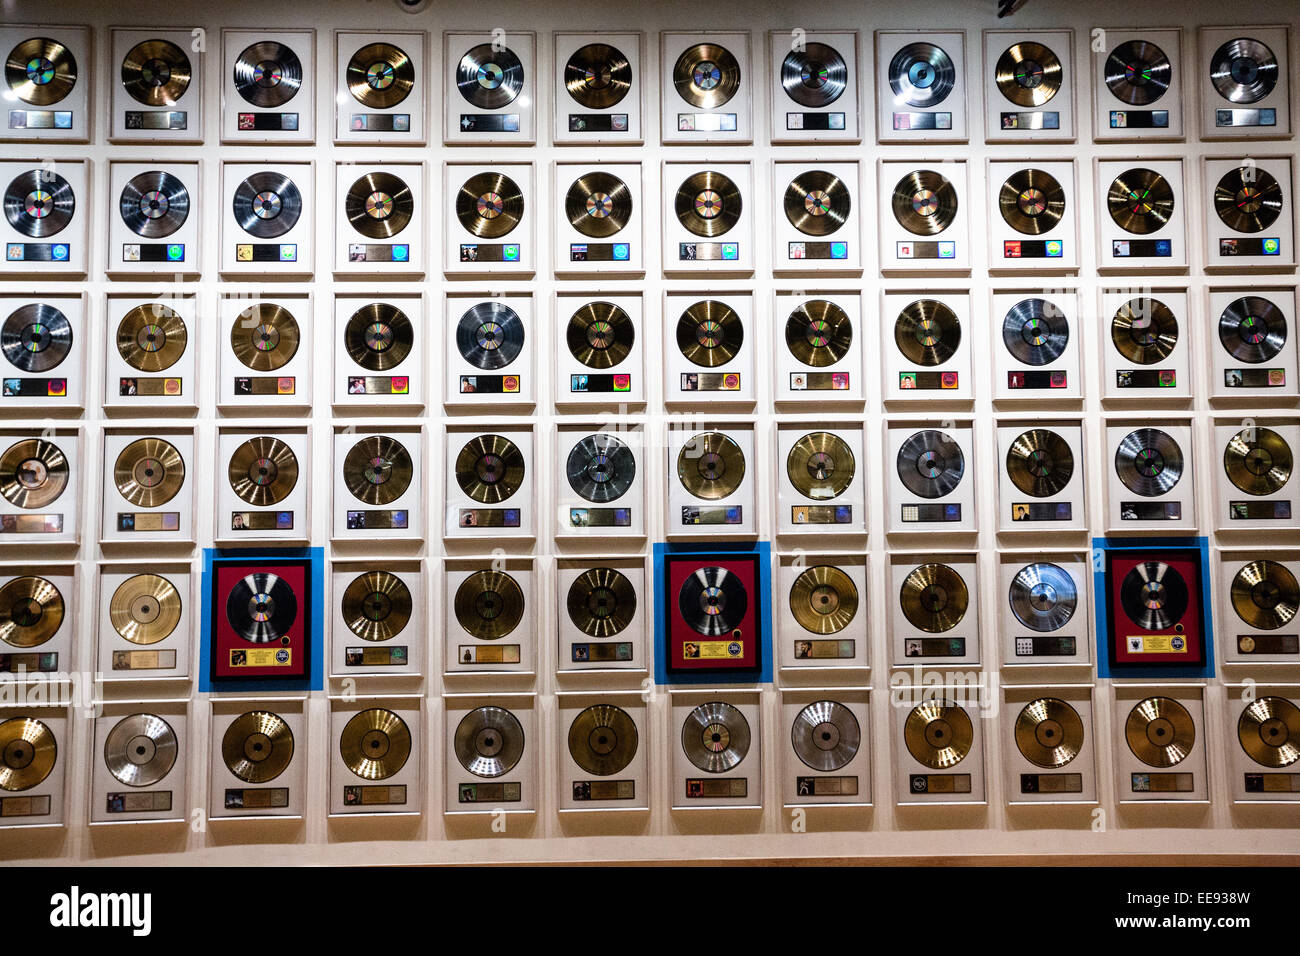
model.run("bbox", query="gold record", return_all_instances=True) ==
[345,42,414,109]
[228,435,298,506]
[674,170,742,238]
[339,707,410,780]
[894,299,960,367]
[904,700,973,769]
[0,576,63,648]
[900,563,968,633]
[786,432,854,500]
[222,710,294,784]
[1223,426,1293,497]
[565,171,632,239]
[566,566,637,637]
[0,438,68,509]
[1107,168,1176,236]
[116,304,187,373]
[343,435,412,506]
[345,302,413,372]
[1230,560,1300,631]
[345,172,413,239]
[789,565,858,635]
[784,299,852,367]
[783,169,851,237]
[113,437,184,508]
[891,169,958,236]
[6,38,78,106]
[456,171,524,239]
[998,168,1066,235]
[230,303,299,372]
[1005,428,1074,499]
[121,39,191,107]
[567,704,638,777]
[1125,696,1195,768]
[994,41,1062,107]
[1237,696,1300,769]
[566,301,634,369]
[676,431,745,500]
[0,716,56,791]
[454,569,525,640]
[1111,297,1178,365]
[341,570,412,643]
[1014,697,1084,768]
[564,43,632,110]
[109,573,181,646]
[676,299,743,367]
[672,43,740,109]
[454,434,525,504]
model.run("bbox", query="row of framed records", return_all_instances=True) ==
[5,287,1299,411]
[2,684,1296,827]
[2,24,1292,145]
[3,155,1294,276]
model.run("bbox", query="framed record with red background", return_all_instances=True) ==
[210,555,312,681]
[1100,543,1209,673]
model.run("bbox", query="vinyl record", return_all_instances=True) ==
[672,43,740,108]
[454,434,525,504]
[1111,298,1178,365]
[1218,296,1287,364]
[1115,428,1183,497]
[1230,560,1300,631]
[119,170,189,239]
[783,169,850,237]
[0,576,62,648]
[566,567,637,638]
[894,299,959,367]
[454,569,524,640]
[1125,696,1195,768]
[681,701,749,773]
[108,573,180,646]
[456,171,524,239]
[998,168,1065,235]
[784,299,852,368]
[340,708,410,780]
[1210,37,1278,105]
[1014,698,1084,769]
[1002,298,1067,366]
[887,42,955,108]
[1119,561,1189,631]
[789,565,858,635]
[568,705,637,777]
[678,566,748,637]
[4,169,74,238]
[456,301,523,370]
[227,435,298,506]
[344,172,412,239]
[221,711,293,784]
[225,572,297,644]
[676,431,745,500]
[1009,563,1077,633]
[456,43,524,109]
[904,700,972,769]
[786,431,854,500]
[780,42,847,108]
[900,563,968,633]
[674,170,742,238]
[345,42,414,109]
[117,303,186,373]
[345,302,412,372]
[121,39,190,107]
[1103,39,1172,106]
[0,438,68,509]
[1005,428,1074,498]
[1214,166,1283,234]
[994,41,1062,107]
[1224,426,1292,496]
[2,303,72,373]
[891,169,957,236]
[230,303,299,372]
[233,41,302,108]
[341,570,412,643]
[1107,168,1175,235]
[564,43,631,109]
[104,713,177,787]
[565,171,632,239]
[676,299,743,367]
[343,435,412,506]
[896,429,964,499]
[455,706,523,778]
[6,37,77,107]
[792,700,860,772]
[114,437,184,508]
[566,301,634,369]
[565,433,635,503]
[1238,696,1300,768]
[0,716,55,791]
[232,171,302,240]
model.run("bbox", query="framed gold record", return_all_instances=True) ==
[456,171,524,239]
[904,700,972,769]
[342,570,412,643]
[222,710,293,784]
[113,436,185,508]
[786,432,854,500]
[109,573,181,646]
[454,569,524,640]
[0,716,56,792]
[0,575,62,648]
[789,565,858,634]
[117,303,187,373]
[0,437,68,509]
[230,303,299,372]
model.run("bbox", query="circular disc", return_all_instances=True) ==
[780,42,847,108]
[783,169,850,237]
[456,44,524,109]
[4,169,74,238]
[114,436,184,508]
[999,168,1065,235]
[6,37,77,106]
[1002,298,1067,366]
[676,299,742,367]
[345,302,413,372]
[1224,426,1292,496]
[1237,696,1300,768]
[346,42,414,109]
[1125,696,1195,768]
[118,170,189,239]
[896,429,964,499]
[1230,560,1300,631]
[566,433,635,503]
[222,710,293,784]
[894,299,959,366]
[900,564,968,633]
[340,708,410,780]
[566,301,633,368]
[454,706,524,778]
[0,575,63,648]
[1107,168,1175,235]
[345,172,412,239]
[678,566,748,637]
[1104,39,1171,105]
[1210,37,1278,104]
[676,431,745,500]
[565,171,632,239]
[789,565,858,635]
[1005,428,1074,498]
[0,438,68,509]
[2,303,72,373]
[343,435,412,506]
[567,704,638,777]
[791,700,860,772]
[674,170,742,238]
[785,299,852,367]
[995,41,1062,107]
[454,434,525,504]
[456,302,523,370]
[0,716,56,791]
[453,569,524,641]
[232,171,302,239]
[1214,166,1283,233]
[1119,562,1189,631]
[564,43,631,109]
[1015,698,1084,768]
[456,171,524,239]
[225,572,297,644]
[231,303,298,372]
[566,566,637,638]
[672,43,739,108]
[121,39,191,106]
[1219,295,1286,364]
[117,303,187,373]
[109,573,181,646]
[888,42,955,108]
[1112,297,1178,364]
[1115,428,1183,496]
[233,40,302,108]
[904,700,972,769]
[1008,563,1077,633]
[104,713,177,787]
[228,436,298,506]
[681,700,749,773]
[891,169,957,236]
[341,570,412,643]
[786,431,854,501]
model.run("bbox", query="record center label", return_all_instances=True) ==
[6,242,71,262]
[1020,773,1082,794]
[794,638,855,660]
[572,779,634,800]
[106,791,172,813]
[124,110,186,130]
[685,778,747,798]
[1229,500,1292,520]
[458,781,520,802]
[1244,773,1300,793]
[796,775,858,797]
[1131,772,1193,793]
[909,773,971,794]
[8,109,73,130]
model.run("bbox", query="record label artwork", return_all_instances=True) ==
[210,557,311,680]
[1105,549,1206,669]
[664,552,763,675]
